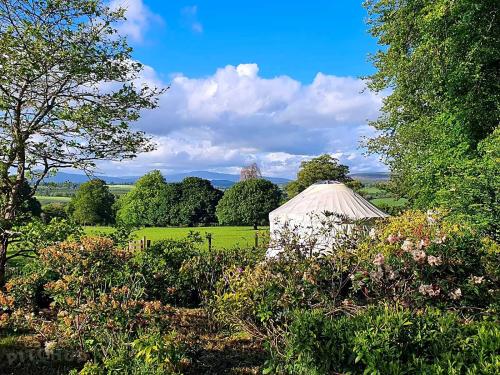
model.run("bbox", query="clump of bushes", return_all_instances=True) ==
[211,210,499,373]
[135,233,266,306]
[1,237,188,374]
[274,306,499,375]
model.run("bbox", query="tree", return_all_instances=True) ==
[0,0,162,283]
[69,179,115,225]
[41,203,68,224]
[116,171,172,227]
[286,154,351,197]
[364,0,499,237]
[176,177,223,226]
[216,179,281,229]
[240,163,262,181]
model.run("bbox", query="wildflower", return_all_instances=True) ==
[418,238,430,249]
[426,210,438,224]
[450,288,462,300]
[412,249,427,264]
[369,228,377,240]
[419,284,440,297]
[387,234,399,244]
[401,239,414,252]
[373,253,385,266]
[427,255,442,266]
[471,276,484,284]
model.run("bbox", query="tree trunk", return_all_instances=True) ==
[0,234,8,287]
[253,223,258,230]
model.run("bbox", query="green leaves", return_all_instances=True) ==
[286,154,351,198]
[216,179,282,227]
[364,0,499,236]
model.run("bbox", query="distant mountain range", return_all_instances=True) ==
[41,170,389,187]
[349,172,390,181]
[42,171,291,186]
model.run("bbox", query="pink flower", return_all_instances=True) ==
[427,255,442,266]
[373,253,385,266]
[387,234,399,244]
[412,250,427,264]
[401,239,414,252]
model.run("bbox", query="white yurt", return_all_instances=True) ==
[267,181,388,256]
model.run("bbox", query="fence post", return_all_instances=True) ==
[255,232,259,248]
[206,233,212,252]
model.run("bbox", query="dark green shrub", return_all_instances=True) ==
[271,306,500,375]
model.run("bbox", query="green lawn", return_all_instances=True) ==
[108,184,134,195]
[85,226,269,250]
[371,197,409,207]
[35,195,72,205]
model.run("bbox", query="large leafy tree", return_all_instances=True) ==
[286,154,351,198]
[0,0,162,284]
[116,171,171,227]
[364,0,499,236]
[68,179,115,225]
[176,177,223,226]
[216,179,282,229]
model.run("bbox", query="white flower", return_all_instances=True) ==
[418,238,430,249]
[373,253,385,266]
[369,228,377,240]
[427,255,442,266]
[419,284,440,297]
[412,249,427,263]
[426,210,438,224]
[471,276,484,285]
[401,239,414,252]
[450,288,462,300]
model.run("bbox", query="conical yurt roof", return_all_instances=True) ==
[270,181,388,222]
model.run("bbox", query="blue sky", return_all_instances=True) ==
[132,1,378,82]
[101,0,386,178]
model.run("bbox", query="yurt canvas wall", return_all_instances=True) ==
[267,181,388,256]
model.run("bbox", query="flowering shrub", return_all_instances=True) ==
[212,210,499,371]
[361,210,499,311]
[133,238,202,306]
[2,236,181,373]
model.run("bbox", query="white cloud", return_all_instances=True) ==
[181,5,204,34]
[110,0,163,42]
[98,63,386,178]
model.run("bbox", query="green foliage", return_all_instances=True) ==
[134,238,201,306]
[286,154,351,197]
[69,179,115,225]
[216,179,281,228]
[117,172,222,227]
[175,177,223,226]
[135,235,266,307]
[7,218,83,267]
[364,0,500,236]
[272,306,500,375]
[41,203,68,223]
[116,171,172,227]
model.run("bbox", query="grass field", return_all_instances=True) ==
[35,195,72,205]
[85,226,269,250]
[108,184,134,195]
[371,197,409,207]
